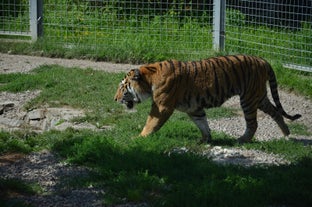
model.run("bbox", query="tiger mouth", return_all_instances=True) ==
[125,101,134,109]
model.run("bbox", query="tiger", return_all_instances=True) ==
[114,55,301,143]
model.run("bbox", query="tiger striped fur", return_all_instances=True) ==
[114,55,301,143]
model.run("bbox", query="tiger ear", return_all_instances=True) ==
[132,69,141,81]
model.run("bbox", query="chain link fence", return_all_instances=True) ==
[0,0,30,36]
[41,0,214,62]
[1,0,311,69]
[226,0,312,71]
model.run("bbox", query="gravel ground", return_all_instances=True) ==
[0,53,138,74]
[0,150,105,207]
[0,53,311,206]
[211,94,312,142]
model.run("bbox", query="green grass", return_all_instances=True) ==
[0,131,38,154]
[273,63,312,98]
[289,123,312,136]
[0,66,311,206]
[0,178,41,207]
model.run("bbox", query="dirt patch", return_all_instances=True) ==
[0,152,25,166]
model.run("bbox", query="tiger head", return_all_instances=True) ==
[114,68,151,109]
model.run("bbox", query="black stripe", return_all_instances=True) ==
[240,96,255,110]
[212,61,219,96]
[166,60,176,94]
[240,55,249,87]
[176,61,183,90]
[199,61,204,72]
[240,98,247,109]
[211,61,220,107]
[223,56,236,95]
[242,56,252,90]
[192,61,198,80]
[222,56,232,84]
[203,60,210,77]
[217,57,229,101]
[231,55,243,94]
[185,61,190,76]
[178,61,182,74]
[168,60,175,74]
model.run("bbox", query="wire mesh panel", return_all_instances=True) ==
[0,0,30,36]
[43,0,214,62]
[1,0,311,68]
[226,0,312,68]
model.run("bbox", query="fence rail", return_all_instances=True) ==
[1,0,311,71]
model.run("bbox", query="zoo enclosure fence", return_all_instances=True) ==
[1,0,311,71]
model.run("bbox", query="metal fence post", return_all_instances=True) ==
[213,0,226,51]
[30,0,43,42]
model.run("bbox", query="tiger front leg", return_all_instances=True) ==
[140,102,174,137]
[188,110,212,144]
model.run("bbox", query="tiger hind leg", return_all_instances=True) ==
[258,97,290,136]
[188,109,212,144]
[238,98,258,143]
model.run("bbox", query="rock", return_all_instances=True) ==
[0,117,23,127]
[1,102,15,108]
[27,109,46,120]
[0,94,107,132]
[0,102,15,115]
[29,120,44,130]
